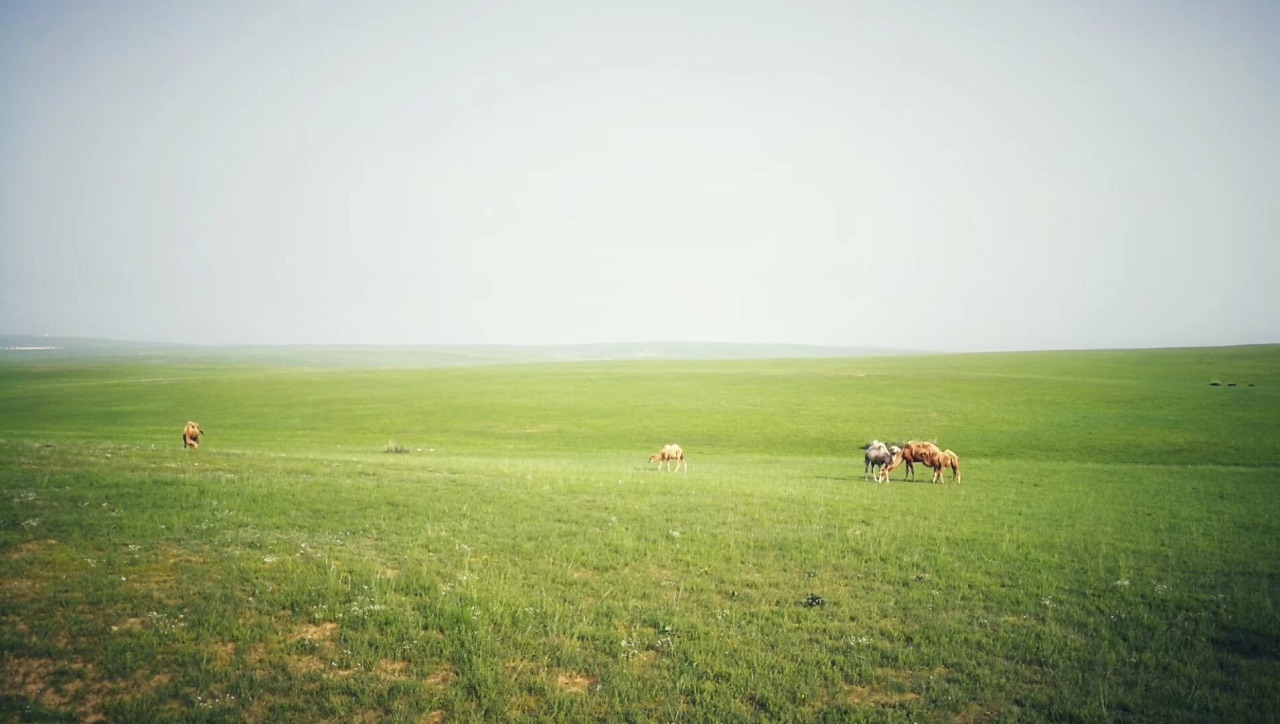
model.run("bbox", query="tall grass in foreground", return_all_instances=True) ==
[1,346,1278,721]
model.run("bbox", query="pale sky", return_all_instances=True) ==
[2,1,1278,352]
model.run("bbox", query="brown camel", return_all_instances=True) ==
[938,449,961,484]
[182,421,203,449]
[878,440,942,483]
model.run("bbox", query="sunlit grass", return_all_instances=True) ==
[2,346,1278,720]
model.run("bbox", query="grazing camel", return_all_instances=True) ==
[182,421,203,449]
[863,440,893,481]
[938,449,961,484]
[649,443,686,472]
[878,440,942,483]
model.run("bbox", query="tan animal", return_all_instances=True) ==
[648,443,686,472]
[938,449,961,484]
[182,421,203,449]
[879,440,942,482]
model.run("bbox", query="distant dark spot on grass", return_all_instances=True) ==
[802,593,826,608]
[384,441,409,454]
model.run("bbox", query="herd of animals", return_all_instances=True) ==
[648,438,961,483]
[861,439,961,484]
[181,421,957,484]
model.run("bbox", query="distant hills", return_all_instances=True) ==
[0,336,920,368]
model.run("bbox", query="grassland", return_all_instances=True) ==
[1,345,1278,722]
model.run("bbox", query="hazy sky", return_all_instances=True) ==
[2,1,1278,351]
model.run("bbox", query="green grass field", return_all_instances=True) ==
[2,346,1278,722]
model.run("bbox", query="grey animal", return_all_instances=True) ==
[864,440,894,481]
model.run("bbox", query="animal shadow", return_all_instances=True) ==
[1213,627,1280,662]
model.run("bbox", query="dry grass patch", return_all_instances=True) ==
[287,655,327,675]
[375,660,410,681]
[322,709,383,724]
[629,650,659,669]
[3,657,70,708]
[501,658,543,679]
[556,672,594,694]
[0,656,116,723]
[844,684,922,706]
[292,621,339,642]
[0,577,41,600]
[211,642,236,666]
[506,693,543,719]
[158,542,205,564]
[954,701,998,723]
[126,569,182,605]
[111,617,146,633]
[424,663,458,690]
[5,539,59,559]
[246,642,270,669]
